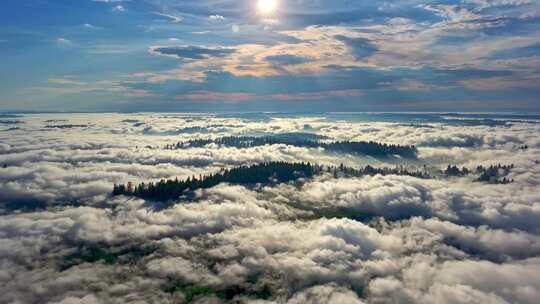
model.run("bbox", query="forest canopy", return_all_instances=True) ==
[113,162,512,202]
[165,135,418,159]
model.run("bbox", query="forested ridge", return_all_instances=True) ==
[113,162,427,202]
[113,162,514,202]
[165,135,418,158]
[445,164,514,184]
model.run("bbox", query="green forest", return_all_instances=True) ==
[165,134,418,158]
[113,162,514,202]
[114,162,426,202]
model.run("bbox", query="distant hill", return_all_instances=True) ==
[165,134,418,159]
[113,162,428,202]
[113,161,514,203]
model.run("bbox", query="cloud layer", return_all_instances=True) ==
[1,113,540,303]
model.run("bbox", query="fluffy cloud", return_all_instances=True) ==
[139,2,540,87]
[1,113,540,303]
[150,46,236,60]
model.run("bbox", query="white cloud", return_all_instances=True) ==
[288,284,365,304]
[112,5,125,12]
[82,23,100,30]
[209,15,226,21]
[154,12,183,23]
[57,38,74,46]
[1,113,540,303]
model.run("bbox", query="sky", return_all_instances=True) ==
[1,0,539,112]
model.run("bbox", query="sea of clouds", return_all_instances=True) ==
[1,113,539,303]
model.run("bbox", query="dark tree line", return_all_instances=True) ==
[475,164,514,184]
[44,124,89,129]
[164,135,418,158]
[329,163,429,180]
[113,162,516,202]
[113,162,319,201]
[444,165,471,177]
[444,164,514,184]
[113,162,429,202]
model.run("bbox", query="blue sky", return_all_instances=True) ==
[1,0,539,112]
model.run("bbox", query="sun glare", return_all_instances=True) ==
[258,0,278,15]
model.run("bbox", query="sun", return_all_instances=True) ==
[257,0,279,15]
